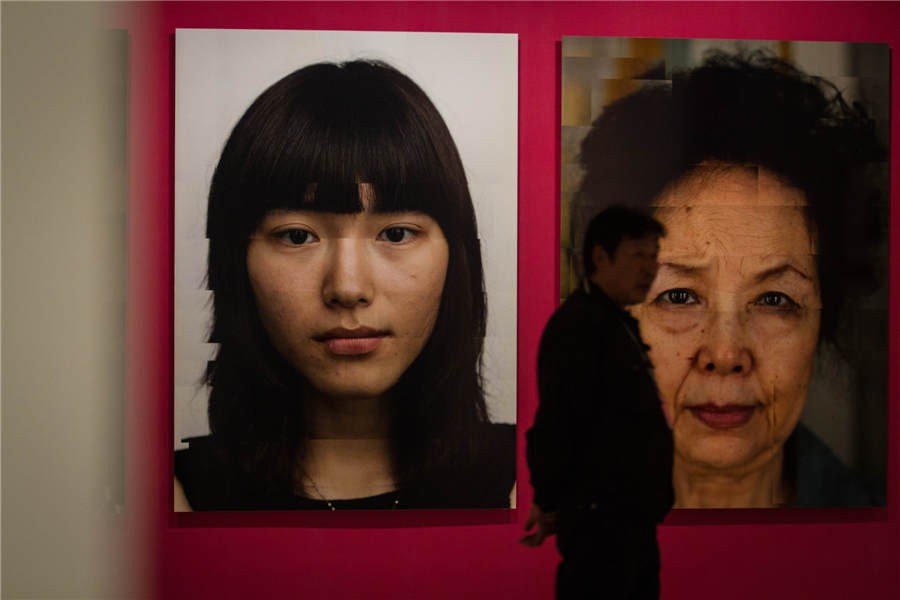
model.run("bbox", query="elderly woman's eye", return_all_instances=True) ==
[755,292,799,310]
[654,288,699,305]
[276,228,317,246]
[378,226,416,243]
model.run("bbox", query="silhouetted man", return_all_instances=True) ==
[523,206,674,599]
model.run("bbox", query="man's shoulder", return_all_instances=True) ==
[541,289,617,347]
[549,289,615,327]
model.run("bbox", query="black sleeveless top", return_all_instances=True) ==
[175,423,516,510]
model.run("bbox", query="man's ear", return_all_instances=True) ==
[592,244,611,272]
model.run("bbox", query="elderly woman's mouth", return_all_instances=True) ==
[688,404,758,429]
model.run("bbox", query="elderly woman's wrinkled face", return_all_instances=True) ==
[632,166,821,474]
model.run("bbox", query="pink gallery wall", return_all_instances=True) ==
[119,2,900,599]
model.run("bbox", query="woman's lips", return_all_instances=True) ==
[316,327,388,356]
[688,404,757,429]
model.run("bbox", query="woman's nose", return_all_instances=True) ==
[695,309,752,375]
[322,239,374,308]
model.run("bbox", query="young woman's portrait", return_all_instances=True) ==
[561,38,889,508]
[173,30,517,510]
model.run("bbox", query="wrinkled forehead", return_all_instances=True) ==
[655,163,807,208]
[652,164,816,259]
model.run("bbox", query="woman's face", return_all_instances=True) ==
[632,166,821,475]
[247,195,449,402]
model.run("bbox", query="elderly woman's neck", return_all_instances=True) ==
[673,450,788,508]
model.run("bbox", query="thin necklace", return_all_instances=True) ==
[303,474,400,510]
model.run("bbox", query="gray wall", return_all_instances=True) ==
[2,3,130,597]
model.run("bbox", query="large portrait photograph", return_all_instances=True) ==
[174,29,518,511]
[561,37,889,509]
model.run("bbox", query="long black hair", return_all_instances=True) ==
[204,60,488,503]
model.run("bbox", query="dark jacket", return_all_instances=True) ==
[788,424,884,507]
[526,282,674,522]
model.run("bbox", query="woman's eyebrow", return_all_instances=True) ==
[658,261,707,276]
[751,263,814,284]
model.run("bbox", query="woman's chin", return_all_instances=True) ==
[291,354,405,401]
[675,403,798,476]
[314,385,395,403]
[679,443,767,474]
[304,372,402,403]
[675,427,778,474]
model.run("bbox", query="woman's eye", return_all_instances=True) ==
[654,288,699,306]
[276,228,317,246]
[377,226,416,244]
[754,292,799,310]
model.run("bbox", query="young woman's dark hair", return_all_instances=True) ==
[200,60,504,508]
[576,50,886,342]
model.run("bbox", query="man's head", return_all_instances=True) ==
[582,206,664,307]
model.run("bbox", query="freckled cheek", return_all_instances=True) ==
[651,348,694,414]
[646,354,679,426]
[256,299,297,346]
[249,273,320,344]
[640,321,699,412]
[636,307,696,359]
[759,336,816,424]
[381,262,446,335]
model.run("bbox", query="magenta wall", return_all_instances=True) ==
[120,2,900,598]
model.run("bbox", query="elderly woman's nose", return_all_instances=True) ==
[322,239,374,308]
[695,308,752,375]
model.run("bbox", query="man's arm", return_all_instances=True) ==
[522,317,584,546]
[525,310,596,516]
[520,502,557,546]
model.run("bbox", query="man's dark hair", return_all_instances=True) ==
[204,60,489,503]
[582,205,665,276]
[576,50,886,341]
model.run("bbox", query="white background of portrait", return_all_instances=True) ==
[174,29,518,448]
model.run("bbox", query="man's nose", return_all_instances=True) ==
[695,308,752,375]
[322,238,374,308]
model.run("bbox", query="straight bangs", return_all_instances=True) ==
[227,61,461,236]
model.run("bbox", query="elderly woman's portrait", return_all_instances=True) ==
[562,38,888,508]
[173,30,517,510]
